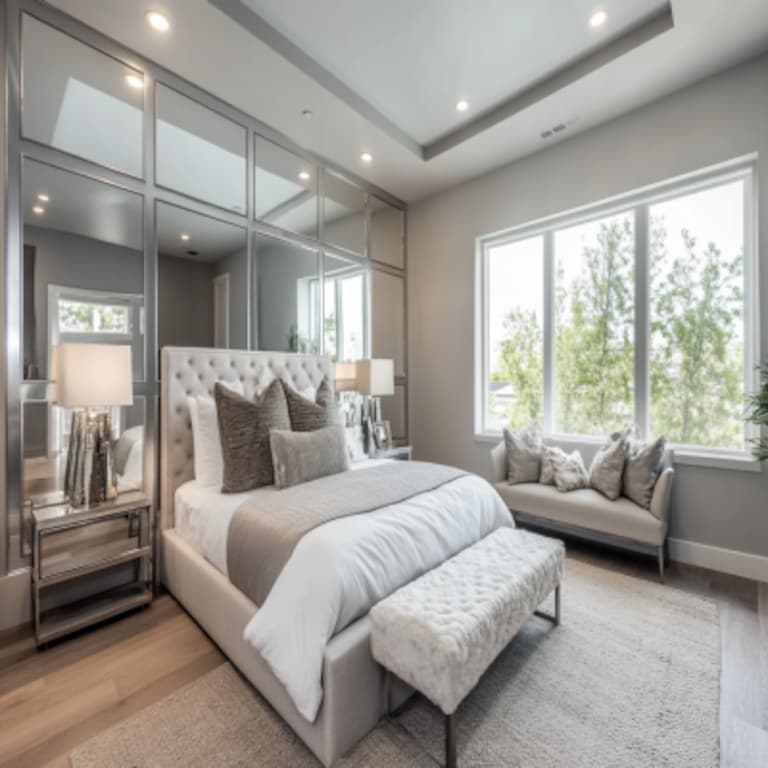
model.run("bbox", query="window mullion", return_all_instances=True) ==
[543,230,554,434]
[634,204,650,439]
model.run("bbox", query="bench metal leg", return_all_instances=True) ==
[534,584,562,626]
[657,546,665,584]
[446,712,456,768]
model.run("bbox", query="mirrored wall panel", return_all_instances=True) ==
[157,203,248,352]
[254,136,317,237]
[323,171,366,255]
[253,232,319,352]
[370,196,405,269]
[381,384,407,443]
[371,269,405,377]
[22,160,144,382]
[323,253,367,362]
[22,15,144,177]
[156,85,247,213]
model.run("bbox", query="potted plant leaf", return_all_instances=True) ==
[746,361,768,461]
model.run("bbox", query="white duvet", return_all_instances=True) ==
[175,465,512,722]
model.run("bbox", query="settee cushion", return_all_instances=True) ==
[494,481,665,546]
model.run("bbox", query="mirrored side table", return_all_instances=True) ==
[372,445,412,461]
[32,491,153,646]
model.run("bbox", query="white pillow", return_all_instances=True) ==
[188,379,244,487]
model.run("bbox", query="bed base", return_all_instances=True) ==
[162,530,410,766]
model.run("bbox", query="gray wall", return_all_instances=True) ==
[23,226,143,379]
[158,253,215,350]
[214,247,248,349]
[407,53,768,558]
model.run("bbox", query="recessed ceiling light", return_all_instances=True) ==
[298,170,311,181]
[456,100,469,112]
[301,109,313,118]
[37,193,49,202]
[180,233,190,241]
[125,74,144,90]
[360,152,373,164]
[146,10,170,32]
[32,205,45,215]
[589,10,607,28]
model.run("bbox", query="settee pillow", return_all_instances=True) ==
[215,380,290,492]
[623,435,666,509]
[539,445,563,485]
[503,423,542,484]
[552,450,589,493]
[270,425,350,489]
[589,436,627,500]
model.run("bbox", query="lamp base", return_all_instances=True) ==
[64,409,118,508]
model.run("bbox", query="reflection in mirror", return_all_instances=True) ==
[156,85,247,213]
[323,171,366,255]
[22,160,144,382]
[253,232,319,353]
[323,253,367,362]
[371,270,406,377]
[254,136,317,237]
[17,393,146,569]
[22,14,144,176]
[381,384,407,443]
[157,203,248,352]
[370,197,405,269]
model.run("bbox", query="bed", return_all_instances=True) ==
[159,347,510,766]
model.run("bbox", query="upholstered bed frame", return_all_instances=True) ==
[159,347,406,767]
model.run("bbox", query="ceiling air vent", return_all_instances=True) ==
[541,116,578,140]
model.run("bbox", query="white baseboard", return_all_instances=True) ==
[0,568,31,631]
[668,538,768,583]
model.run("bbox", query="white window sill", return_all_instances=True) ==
[474,432,763,473]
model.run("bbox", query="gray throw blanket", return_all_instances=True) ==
[227,461,466,607]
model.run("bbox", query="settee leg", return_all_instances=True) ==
[657,546,665,584]
[446,712,456,768]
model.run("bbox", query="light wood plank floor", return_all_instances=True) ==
[0,544,765,768]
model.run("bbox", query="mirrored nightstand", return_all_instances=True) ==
[372,445,412,461]
[32,491,153,646]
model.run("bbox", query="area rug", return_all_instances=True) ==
[70,559,720,767]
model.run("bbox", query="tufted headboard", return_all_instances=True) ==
[160,347,333,530]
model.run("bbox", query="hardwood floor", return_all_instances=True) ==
[0,546,765,768]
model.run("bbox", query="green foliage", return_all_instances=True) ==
[287,323,318,354]
[490,214,745,451]
[746,361,768,461]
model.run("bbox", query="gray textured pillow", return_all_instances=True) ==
[503,424,542,484]
[623,435,666,509]
[215,380,290,493]
[589,437,627,500]
[282,377,336,431]
[539,445,564,485]
[270,425,350,489]
[553,450,589,493]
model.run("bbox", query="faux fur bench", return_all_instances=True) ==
[370,527,564,768]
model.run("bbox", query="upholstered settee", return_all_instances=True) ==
[490,441,675,580]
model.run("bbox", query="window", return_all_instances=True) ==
[320,256,366,362]
[57,299,131,335]
[477,164,756,459]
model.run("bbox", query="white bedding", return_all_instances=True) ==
[174,464,512,723]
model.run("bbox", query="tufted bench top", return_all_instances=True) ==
[370,527,564,717]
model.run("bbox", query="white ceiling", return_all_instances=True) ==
[157,203,246,261]
[47,0,768,203]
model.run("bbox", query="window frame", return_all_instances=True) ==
[475,158,760,470]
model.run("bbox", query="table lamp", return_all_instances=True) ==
[354,359,394,453]
[51,344,133,508]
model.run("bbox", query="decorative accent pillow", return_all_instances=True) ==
[623,435,666,509]
[270,425,350,489]
[503,423,542,484]
[282,377,336,431]
[187,379,245,487]
[552,449,589,493]
[539,445,564,485]
[589,436,627,500]
[215,380,290,492]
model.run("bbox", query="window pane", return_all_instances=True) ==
[58,300,130,334]
[22,15,144,176]
[324,253,366,362]
[340,275,365,361]
[156,85,247,213]
[554,212,635,435]
[649,182,745,450]
[486,236,544,431]
[254,136,317,237]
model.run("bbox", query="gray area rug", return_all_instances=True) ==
[70,559,720,767]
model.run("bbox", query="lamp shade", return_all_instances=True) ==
[355,359,394,397]
[333,361,358,392]
[52,344,133,407]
